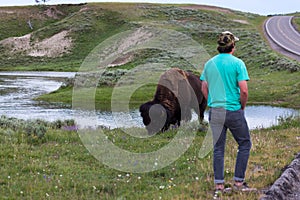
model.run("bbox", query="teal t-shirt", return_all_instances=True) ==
[200,53,249,111]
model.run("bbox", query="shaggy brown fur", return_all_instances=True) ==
[140,68,207,134]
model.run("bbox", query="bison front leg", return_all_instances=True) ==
[196,98,207,132]
[161,122,171,132]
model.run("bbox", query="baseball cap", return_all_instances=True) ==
[217,31,239,46]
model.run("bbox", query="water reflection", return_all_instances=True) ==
[93,106,298,130]
[243,106,298,129]
[0,71,75,121]
[0,72,298,130]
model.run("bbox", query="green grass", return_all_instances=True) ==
[1,3,300,199]
[38,68,300,109]
[0,116,299,199]
[248,70,300,108]
[38,84,156,110]
[17,3,296,109]
[292,15,300,31]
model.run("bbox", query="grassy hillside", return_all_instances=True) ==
[0,3,299,71]
[3,3,295,108]
[0,3,129,71]
[292,14,300,31]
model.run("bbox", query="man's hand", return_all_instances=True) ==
[239,80,248,110]
[201,81,208,100]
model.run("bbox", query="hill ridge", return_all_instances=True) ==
[0,3,299,73]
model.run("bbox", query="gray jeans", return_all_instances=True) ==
[209,108,252,184]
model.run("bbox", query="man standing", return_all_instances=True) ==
[200,31,255,195]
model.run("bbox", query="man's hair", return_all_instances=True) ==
[217,43,235,53]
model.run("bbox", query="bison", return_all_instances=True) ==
[139,68,207,134]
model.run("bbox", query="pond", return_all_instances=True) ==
[0,71,298,130]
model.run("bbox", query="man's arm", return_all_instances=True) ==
[238,80,248,110]
[201,81,208,100]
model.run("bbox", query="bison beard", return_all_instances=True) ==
[139,68,207,134]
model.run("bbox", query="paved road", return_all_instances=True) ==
[265,16,300,59]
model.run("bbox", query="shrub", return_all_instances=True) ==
[0,116,77,144]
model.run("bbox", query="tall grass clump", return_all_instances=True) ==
[0,116,75,144]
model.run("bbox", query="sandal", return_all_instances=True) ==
[213,187,232,199]
[233,182,257,192]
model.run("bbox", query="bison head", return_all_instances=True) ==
[139,101,170,134]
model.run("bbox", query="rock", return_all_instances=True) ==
[260,153,300,200]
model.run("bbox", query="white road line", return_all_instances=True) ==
[265,16,300,56]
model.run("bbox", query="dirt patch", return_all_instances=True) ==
[0,10,15,14]
[79,6,89,12]
[0,34,31,52]
[180,5,233,14]
[0,30,72,58]
[29,30,72,57]
[44,6,64,19]
[109,52,135,67]
[233,19,249,24]
[107,28,153,67]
